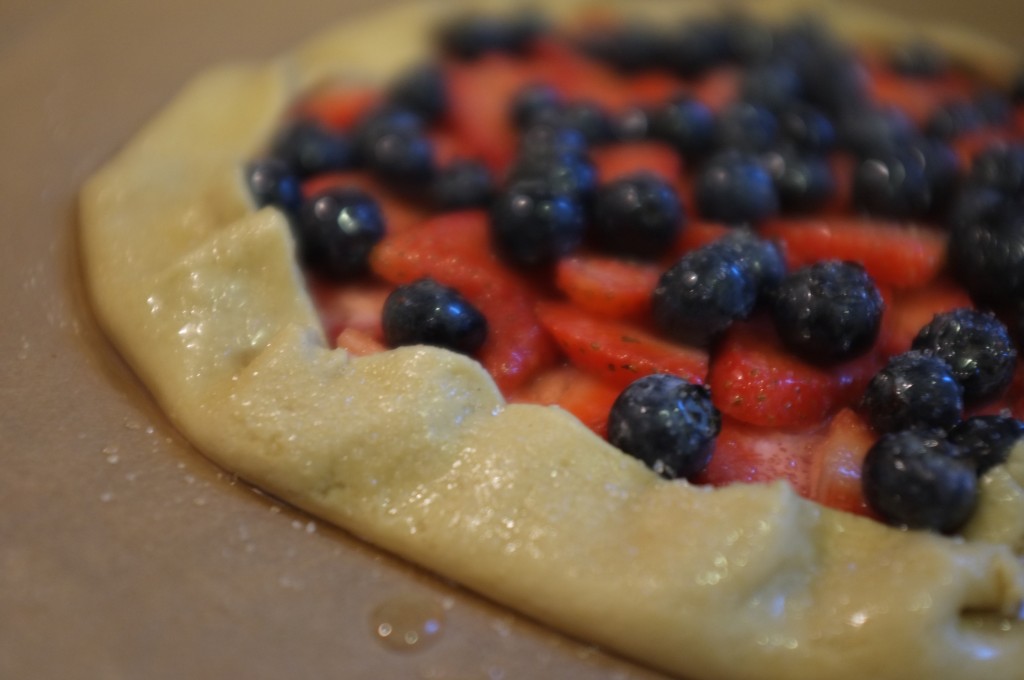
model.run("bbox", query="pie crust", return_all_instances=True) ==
[79,1,1024,678]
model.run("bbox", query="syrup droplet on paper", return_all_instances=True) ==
[370,595,446,651]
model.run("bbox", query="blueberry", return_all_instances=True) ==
[1012,69,1024,105]
[925,100,984,140]
[647,96,716,160]
[947,191,1024,306]
[694,150,779,225]
[351,108,435,186]
[614,107,652,141]
[861,351,963,434]
[271,120,354,178]
[295,187,386,281]
[912,309,1018,407]
[437,12,544,59]
[797,45,867,117]
[432,160,495,210]
[555,101,617,145]
[968,143,1024,195]
[713,229,786,300]
[777,103,837,153]
[510,83,562,130]
[739,61,803,110]
[946,184,1004,232]
[913,137,962,212]
[489,180,586,267]
[838,106,914,157]
[607,374,721,480]
[772,261,883,365]
[507,150,598,205]
[387,63,447,123]
[948,415,1024,474]
[353,107,424,145]
[245,158,302,215]
[382,278,488,355]
[651,243,758,346]
[720,12,774,64]
[759,147,835,214]
[578,22,663,73]
[862,429,977,533]
[592,173,684,258]
[889,40,948,78]
[517,124,590,157]
[364,127,436,188]
[852,147,934,219]
[715,102,780,153]
[974,89,1012,126]
[661,19,730,76]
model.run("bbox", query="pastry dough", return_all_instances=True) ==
[80,1,1024,678]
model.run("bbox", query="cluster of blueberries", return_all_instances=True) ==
[246,9,1024,534]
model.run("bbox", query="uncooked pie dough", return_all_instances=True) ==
[79,1,1024,678]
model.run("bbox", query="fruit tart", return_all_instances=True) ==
[80,1,1024,678]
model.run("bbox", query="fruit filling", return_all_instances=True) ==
[246,8,1024,534]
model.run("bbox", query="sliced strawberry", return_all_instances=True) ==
[535,302,709,389]
[808,408,876,517]
[952,127,1016,168]
[301,172,429,234]
[709,316,881,428]
[308,279,390,345]
[335,327,387,357]
[627,71,687,106]
[592,142,681,184]
[877,277,973,358]
[668,220,730,260]
[695,416,818,498]
[627,66,738,112]
[371,210,556,393]
[445,54,541,174]
[509,365,621,437]
[691,66,741,112]
[293,85,381,131]
[528,38,633,112]
[554,254,660,320]
[820,153,855,216]
[760,216,947,289]
[430,127,479,167]
[863,57,976,126]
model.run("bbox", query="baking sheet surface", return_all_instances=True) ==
[0,1,1019,678]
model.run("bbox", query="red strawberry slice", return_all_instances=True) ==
[302,172,429,234]
[808,408,876,517]
[293,85,381,131]
[691,66,741,112]
[760,216,947,289]
[509,365,621,437]
[820,153,855,215]
[535,302,709,389]
[528,38,633,112]
[445,54,542,174]
[877,277,973,358]
[307,278,390,345]
[709,316,881,428]
[864,57,976,125]
[626,66,739,112]
[669,220,730,260]
[592,142,681,183]
[371,210,556,393]
[335,327,387,357]
[695,416,818,498]
[627,71,687,106]
[554,254,661,320]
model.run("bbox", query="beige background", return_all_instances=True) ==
[0,1,1020,679]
